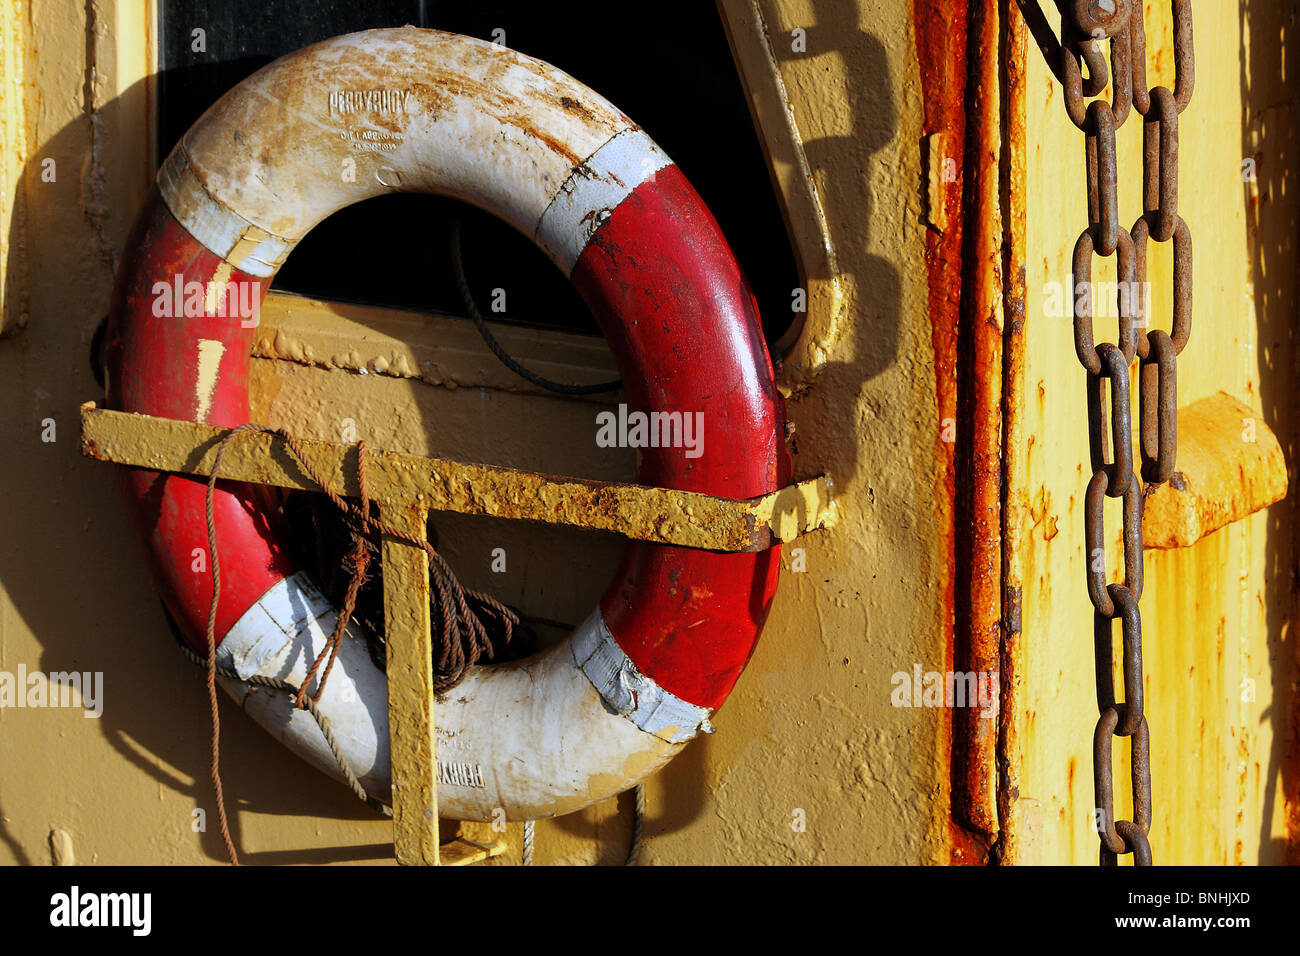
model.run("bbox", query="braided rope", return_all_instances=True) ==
[262,427,524,692]
[204,424,267,865]
[293,438,373,709]
[173,638,391,817]
[517,784,644,868]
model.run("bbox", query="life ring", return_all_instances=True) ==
[105,27,785,820]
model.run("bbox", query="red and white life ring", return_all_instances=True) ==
[105,28,785,820]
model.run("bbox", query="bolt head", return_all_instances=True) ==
[1071,0,1130,37]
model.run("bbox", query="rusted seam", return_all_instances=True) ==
[951,0,1006,851]
[991,0,1029,867]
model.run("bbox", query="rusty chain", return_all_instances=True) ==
[1022,0,1194,865]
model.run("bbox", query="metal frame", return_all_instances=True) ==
[79,401,834,864]
[716,0,847,396]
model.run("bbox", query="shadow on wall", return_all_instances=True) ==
[771,0,902,494]
[1240,0,1300,865]
[0,3,903,864]
[0,785,32,865]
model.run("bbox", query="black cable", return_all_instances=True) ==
[90,314,108,390]
[449,214,622,395]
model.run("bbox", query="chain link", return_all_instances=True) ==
[1027,0,1195,865]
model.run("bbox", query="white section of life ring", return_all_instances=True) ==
[217,572,708,820]
[157,28,672,278]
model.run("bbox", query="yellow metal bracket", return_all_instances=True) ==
[78,402,835,864]
[79,403,836,550]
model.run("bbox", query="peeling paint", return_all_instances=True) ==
[192,339,225,422]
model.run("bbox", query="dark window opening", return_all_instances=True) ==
[157,1,799,347]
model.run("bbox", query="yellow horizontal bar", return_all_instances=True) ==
[438,837,508,866]
[79,403,835,552]
[1141,392,1289,549]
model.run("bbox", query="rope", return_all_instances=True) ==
[626,783,645,866]
[198,423,524,864]
[449,214,622,396]
[282,432,522,693]
[292,438,372,710]
[517,785,644,867]
[204,424,266,865]
[172,636,391,818]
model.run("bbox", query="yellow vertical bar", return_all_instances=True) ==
[379,502,439,866]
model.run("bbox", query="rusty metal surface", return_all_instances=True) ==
[914,0,1027,863]
[79,402,834,552]
[1017,0,1298,867]
[951,0,1007,849]
[1142,392,1289,549]
[912,0,973,863]
[997,0,1030,866]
